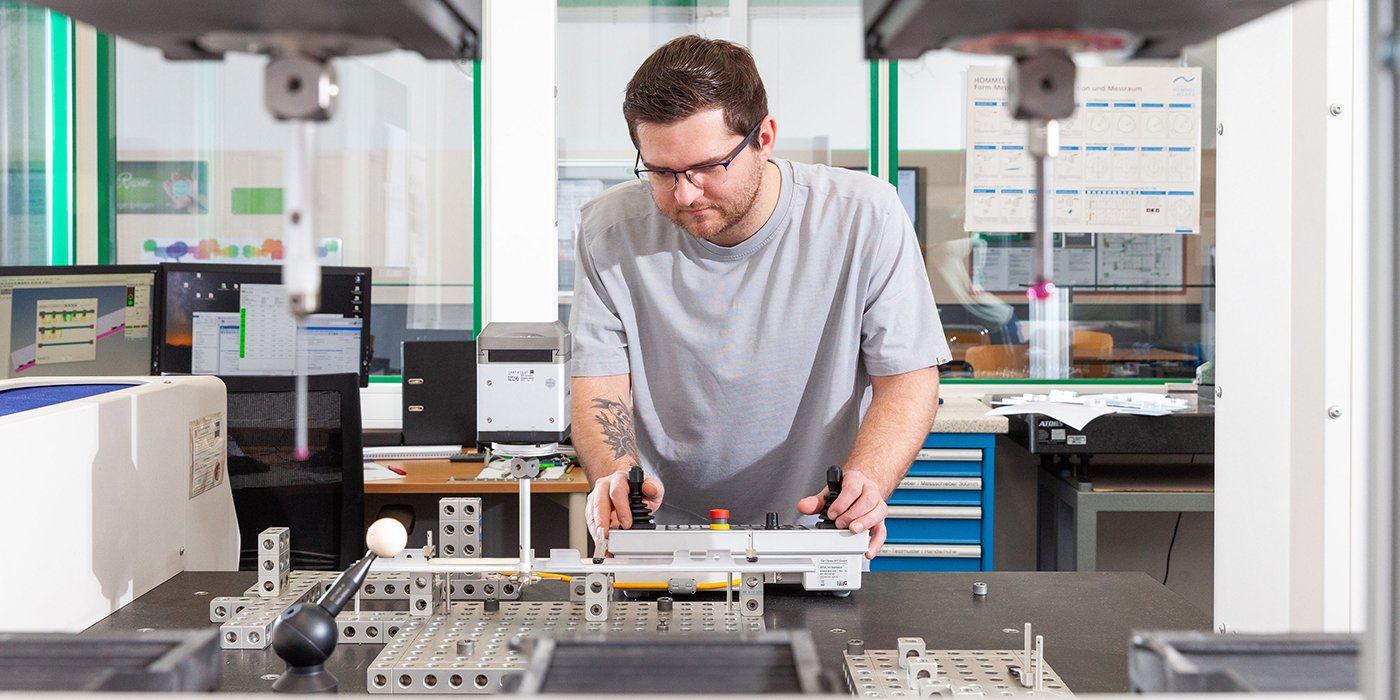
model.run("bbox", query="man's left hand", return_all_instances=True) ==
[797,470,888,560]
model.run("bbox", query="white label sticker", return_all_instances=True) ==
[189,411,226,499]
[1051,428,1066,441]
[507,369,536,383]
[816,557,850,588]
[1067,435,1088,446]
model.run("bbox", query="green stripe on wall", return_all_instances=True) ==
[231,187,284,214]
[887,61,898,186]
[49,10,72,265]
[96,31,114,264]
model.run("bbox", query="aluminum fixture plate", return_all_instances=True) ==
[845,649,1073,699]
[367,600,766,694]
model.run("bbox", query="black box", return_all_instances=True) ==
[402,340,476,447]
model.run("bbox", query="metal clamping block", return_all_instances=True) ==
[451,577,521,600]
[583,572,612,622]
[907,658,940,689]
[256,527,291,598]
[739,575,764,617]
[897,637,927,668]
[209,596,256,622]
[359,573,411,599]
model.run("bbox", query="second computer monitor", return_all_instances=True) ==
[159,264,371,386]
[0,265,162,379]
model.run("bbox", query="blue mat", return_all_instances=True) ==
[0,384,136,418]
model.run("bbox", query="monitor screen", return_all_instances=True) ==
[0,265,160,378]
[159,264,371,386]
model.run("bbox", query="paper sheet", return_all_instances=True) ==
[985,402,1117,431]
[363,462,405,482]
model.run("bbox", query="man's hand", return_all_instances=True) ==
[586,469,664,542]
[797,470,888,560]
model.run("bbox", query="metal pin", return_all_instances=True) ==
[1036,635,1044,691]
[726,571,733,612]
[1023,623,1033,687]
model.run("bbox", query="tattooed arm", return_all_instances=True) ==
[572,374,664,538]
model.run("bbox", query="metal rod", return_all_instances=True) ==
[1023,623,1033,688]
[519,477,533,573]
[283,120,321,461]
[1035,635,1044,692]
[1365,1,1399,698]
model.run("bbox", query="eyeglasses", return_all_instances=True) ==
[634,120,763,192]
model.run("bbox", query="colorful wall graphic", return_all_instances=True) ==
[140,238,343,265]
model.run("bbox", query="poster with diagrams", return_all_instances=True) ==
[973,233,1184,294]
[965,65,1202,234]
[35,299,98,364]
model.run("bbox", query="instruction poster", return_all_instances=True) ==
[116,161,208,215]
[965,66,1202,234]
[973,233,1184,294]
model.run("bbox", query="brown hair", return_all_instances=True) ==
[623,35,768,149]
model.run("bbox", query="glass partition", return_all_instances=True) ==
[901,44,1217,380]
[114,40,476,377]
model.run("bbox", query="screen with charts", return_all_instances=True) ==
[0,265,160,379]
[159,264,371,386]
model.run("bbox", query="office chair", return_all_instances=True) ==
[223,373,364,570]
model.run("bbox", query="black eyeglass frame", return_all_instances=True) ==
[633,120,764,189]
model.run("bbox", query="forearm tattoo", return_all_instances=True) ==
[591,398,639,463]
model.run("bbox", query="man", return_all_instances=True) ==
[569,35,950,559]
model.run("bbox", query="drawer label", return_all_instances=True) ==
[899,477,981,490]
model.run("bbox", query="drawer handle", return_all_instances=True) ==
[887,506,981,519]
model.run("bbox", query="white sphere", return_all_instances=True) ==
[366,518,408,558]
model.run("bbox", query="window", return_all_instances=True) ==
[0,2,66,265]
[114,41,477,376]
[900,46,1217,380]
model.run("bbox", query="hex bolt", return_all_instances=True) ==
[457,639,476,657]
[973,581,989,596]
[847,639,865,655]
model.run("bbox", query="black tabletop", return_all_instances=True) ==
[997,393,1215,455]
[85,571,1208,694]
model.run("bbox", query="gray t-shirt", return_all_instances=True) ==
[569,158,951,525]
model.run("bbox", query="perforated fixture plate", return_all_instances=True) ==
[367,600,766,694]
[845,649,1073,699]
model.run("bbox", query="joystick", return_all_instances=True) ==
[817,466,842,529]
[269,518,407,693]
[627,465,655,529]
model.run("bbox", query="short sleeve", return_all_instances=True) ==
[860,207,953,376]
[569,225,632,377]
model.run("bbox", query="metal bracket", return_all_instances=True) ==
[740,575,764,617]
[583,572,612,622]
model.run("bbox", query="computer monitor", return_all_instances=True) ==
[158,263,372,387]
[0,265,161,379]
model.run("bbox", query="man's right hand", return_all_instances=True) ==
[587,468,664,542]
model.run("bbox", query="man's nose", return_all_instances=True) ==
[673,175,703,207]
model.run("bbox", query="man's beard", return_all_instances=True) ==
[664,158,765,243]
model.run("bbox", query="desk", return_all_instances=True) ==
[84,570,1210,694]
[366,460,590,553]
[999,393,1215,572]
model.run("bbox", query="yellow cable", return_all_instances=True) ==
[501,572,741,590]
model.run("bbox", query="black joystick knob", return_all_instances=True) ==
[627,466,655,529]
[765,512,780,530]
[269,519,406,693]
[817,466,842,529]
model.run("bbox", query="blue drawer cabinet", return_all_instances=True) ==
[872,433,995,572]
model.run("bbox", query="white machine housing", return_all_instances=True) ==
[607,526,870,591]
[0,375,239,631]
[476,322,571,444]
